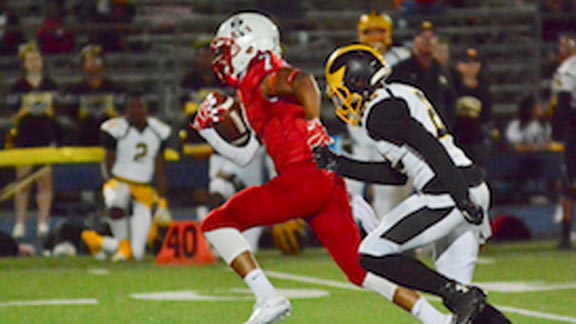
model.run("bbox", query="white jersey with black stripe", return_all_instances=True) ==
[101,117,171,183]
[361,83,472,191]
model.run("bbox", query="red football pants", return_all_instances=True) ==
[201,161,367,286]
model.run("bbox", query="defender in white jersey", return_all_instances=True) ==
[351,12,413,224]
[320,44,511,324]
[82,92,172,261]
[551,34,576,250]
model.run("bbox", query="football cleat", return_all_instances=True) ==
[81,230,104,256]
[471,303,512,324]
[244,295,291,324]
[440,282,486,324]
[112,240,133,262]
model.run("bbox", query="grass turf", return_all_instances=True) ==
[0,240,574,323]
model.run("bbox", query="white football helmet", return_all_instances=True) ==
[211,12,281,86]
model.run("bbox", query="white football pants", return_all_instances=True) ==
[359,183,492,284]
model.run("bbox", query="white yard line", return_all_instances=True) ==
[479,282,576,293]
[267,270,576,323]
[266,270,361,291]
[88,268,110,276]
[0,299,99,307]
[497,305,576,323]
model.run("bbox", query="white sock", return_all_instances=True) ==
[411,297,451,324]
[243,269,278,303]
[362,272,397,301]
[102,237,119,254]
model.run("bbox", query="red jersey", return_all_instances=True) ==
[237,51,313,174]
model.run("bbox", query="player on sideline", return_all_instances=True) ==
[348,12,413,223]
[82,92,172,261]
[318,43,510,323]
[192,12,473,324]
[551,33,576,250]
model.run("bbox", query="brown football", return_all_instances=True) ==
[213,101,251,146]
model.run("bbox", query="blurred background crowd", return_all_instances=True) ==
[0,0,575,255]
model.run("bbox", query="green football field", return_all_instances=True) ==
[0,240,575,324]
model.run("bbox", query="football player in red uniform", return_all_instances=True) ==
[192,12,455,324]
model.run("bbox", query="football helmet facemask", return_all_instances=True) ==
[357,12,393,54]
[325,44,391,126]
[211,12,281,86]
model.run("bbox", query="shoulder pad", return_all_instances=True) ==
[101,117,128,138]
[388,82,419,98]
[148,117,172,140]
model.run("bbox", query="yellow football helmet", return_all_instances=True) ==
[325,44,391,126]
[357,12,393,53]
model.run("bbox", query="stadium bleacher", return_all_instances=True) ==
[0,0,573,239]
[0,0,567,119]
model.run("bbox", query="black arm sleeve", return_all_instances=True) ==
[101,131,117,150]
[337,155,408,185]
[366,98,470,204]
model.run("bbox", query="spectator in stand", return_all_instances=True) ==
[0,3,26,56]
[433,37,458,85]
[6,43,60,240]
[390,21,457,129]
[66,44,124,146]
[75,0,136,52]
[36,0,75,55]
[505,95,560,203]
[506,95,552,151]
[452,48,494,169]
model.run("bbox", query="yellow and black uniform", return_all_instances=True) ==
[6,76,59,148]
[67,79,125,146]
